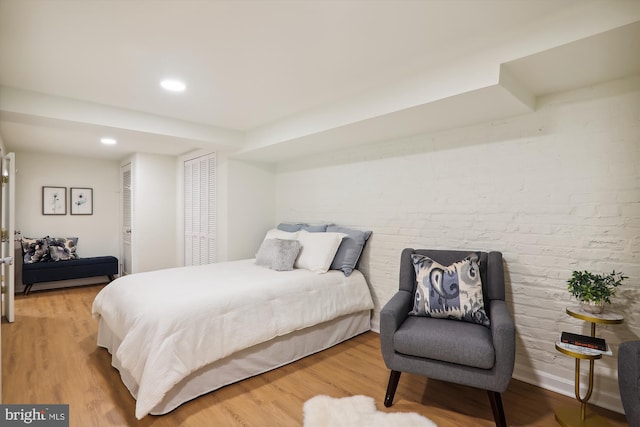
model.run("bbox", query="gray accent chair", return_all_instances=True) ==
[618,340,640,427]
[380,249,515,427]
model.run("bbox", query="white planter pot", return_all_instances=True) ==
[580,300,605,314]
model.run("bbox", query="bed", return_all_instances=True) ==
[92,226,374,419]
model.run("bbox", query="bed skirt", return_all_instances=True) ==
[97,309,371,415]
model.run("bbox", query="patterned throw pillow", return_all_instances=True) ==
[21,237,38,254]
[409,253,490,326]
[47,237,79,260]
[49,245,72,261]
[22,237,50,263]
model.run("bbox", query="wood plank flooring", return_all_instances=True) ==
[2,285,630,426]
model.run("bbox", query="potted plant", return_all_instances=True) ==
[567,270,627,313]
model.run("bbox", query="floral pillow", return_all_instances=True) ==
[47,237,79,261]
[22,237,50,264]
[409,252,490,327]
[21,237,38,254]
[22,237,79,263]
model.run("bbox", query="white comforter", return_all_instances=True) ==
[92,259,374,419]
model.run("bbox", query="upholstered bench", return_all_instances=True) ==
[22,256,118,295]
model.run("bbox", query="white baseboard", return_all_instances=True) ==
[513,363,624,414]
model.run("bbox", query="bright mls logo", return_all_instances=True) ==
[0,405,68,426]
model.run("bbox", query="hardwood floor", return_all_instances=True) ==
[2,285,630,427]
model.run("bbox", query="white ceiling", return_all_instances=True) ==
[1,0,639,162]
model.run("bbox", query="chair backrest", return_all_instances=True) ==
[399,248,505,302]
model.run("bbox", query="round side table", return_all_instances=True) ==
[554,306,623,427]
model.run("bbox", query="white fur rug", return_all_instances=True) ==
[303,395,437,427]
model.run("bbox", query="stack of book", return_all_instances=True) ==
[560,331,607,351]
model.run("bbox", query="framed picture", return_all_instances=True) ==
[42,186,67,215]
[70,187,93,215]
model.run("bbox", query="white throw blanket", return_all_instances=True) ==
[92,259,374,419]
[304,395,438,427]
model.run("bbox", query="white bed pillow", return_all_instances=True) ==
[294,230,346,273]
[264,228,299,240]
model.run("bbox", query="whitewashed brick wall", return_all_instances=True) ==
[274,78,640,413]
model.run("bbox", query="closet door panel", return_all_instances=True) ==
[184,153,216,266]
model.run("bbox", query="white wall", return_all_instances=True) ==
[225,158,275,260]
[129,152,177,273]
[274,77,640,413]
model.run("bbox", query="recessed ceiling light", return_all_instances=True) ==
[160,79,186,92]
[100,137,117,145]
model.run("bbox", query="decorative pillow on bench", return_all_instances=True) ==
[22,237,79,263]
[21,236,50,264]
[48,237,79,261]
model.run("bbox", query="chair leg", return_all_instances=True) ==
[487,390,507,427]
[384,370,402,407]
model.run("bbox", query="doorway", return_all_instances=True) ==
[121,163,132,276]
[1,152,16,323]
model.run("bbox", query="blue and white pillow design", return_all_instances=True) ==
[410,252,490,326]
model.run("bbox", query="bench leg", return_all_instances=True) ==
[24,284,33,296]
[108,275,115,282]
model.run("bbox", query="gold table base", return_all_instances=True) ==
[555,406,611,427]
[555,308,624,427]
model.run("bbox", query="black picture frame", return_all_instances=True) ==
[70,187,93,215]
[42,186,67,215]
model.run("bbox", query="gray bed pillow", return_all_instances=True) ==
[327,226,372,276]
[277,223,305,232]
[255,238,302,271]
[300,224,332,232]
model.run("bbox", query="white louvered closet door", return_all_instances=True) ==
[184,153,217,265]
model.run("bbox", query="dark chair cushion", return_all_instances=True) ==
[393,311,496,369]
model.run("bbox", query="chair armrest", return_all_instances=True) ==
[486,251,505,301]
[488,299,516,392]
[381,290,413,334]
[380,290,413,366]
[619,341,640,426]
